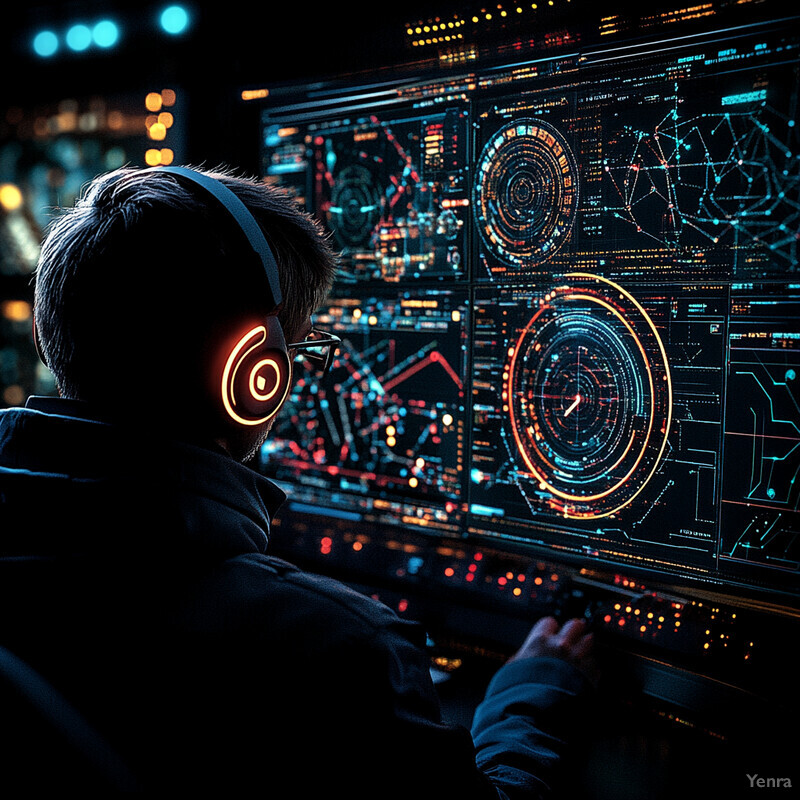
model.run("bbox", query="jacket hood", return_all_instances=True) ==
[0,398,286,563]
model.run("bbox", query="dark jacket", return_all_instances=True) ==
[0,398,590,797]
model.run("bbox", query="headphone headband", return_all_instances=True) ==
[156,166,283,312]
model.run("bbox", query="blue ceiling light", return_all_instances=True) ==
[32,30,59,57]
[159,5,190,35]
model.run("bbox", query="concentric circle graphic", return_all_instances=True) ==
[504,274,672,518]
[328,164,381,249]
[474,118,579,267]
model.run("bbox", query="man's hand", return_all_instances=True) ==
[510,615,598,684]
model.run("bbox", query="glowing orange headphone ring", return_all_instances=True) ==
[222,324,289,426]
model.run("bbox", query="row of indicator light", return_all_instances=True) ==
[315,531,758,662]
[317,535,560,598]
[32,6,191,58]
[407,2,570,34]
[594,574,756,660]
[350,307,463,324]
[691,600,747,656]
[313,532,758,666]
[406,2,572,48]
[603,602,684,634]
[603,599,751,661]
[443,552,563,598]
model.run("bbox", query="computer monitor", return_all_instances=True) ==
[254,2,799,712]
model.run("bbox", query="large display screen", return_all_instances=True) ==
[257,7,799,603]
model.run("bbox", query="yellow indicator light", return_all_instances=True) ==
[145,92,162,112]
[148,122,167,141]
[0,184,23,211]
[145,148,174,166]
[1,300,32,322]
[241,88,269,101]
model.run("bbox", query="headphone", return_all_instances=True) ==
[35,165,292,427]
[159,166,293,427]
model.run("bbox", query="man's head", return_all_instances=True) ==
[33,165,337,458]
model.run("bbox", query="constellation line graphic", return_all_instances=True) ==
[603,102,800,272]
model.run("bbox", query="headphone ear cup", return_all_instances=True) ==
[220,317,291,426]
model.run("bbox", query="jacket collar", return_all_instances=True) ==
[0,398,286,559]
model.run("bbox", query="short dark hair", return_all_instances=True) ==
[34,166,337,420]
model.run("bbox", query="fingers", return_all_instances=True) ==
[555,618,589,646]
[510,616,558,661]
[571,632,595,660]
[514,615,557,656]
[515,615,593,657]
[531,615,560,636]
[511,615,598,680]
[529,616,588,645]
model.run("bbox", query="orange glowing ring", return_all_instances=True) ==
[248,358,282,402]
[505,273,672,519]
[473,118,579,268]
[222,325,288,426]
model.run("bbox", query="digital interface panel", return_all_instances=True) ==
[469,277,725,578]
[721,283,800,579]
[259,12,800,599]
[264,108,469,284]
[261,289,468,534]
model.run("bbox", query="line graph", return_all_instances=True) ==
[260,291,469,521]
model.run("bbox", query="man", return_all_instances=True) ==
[0,166,596,796]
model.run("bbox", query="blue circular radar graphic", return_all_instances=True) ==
[474,119,579,268]
[505,274,672,519]
[328,164,382,249]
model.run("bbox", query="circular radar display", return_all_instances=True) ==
[474,119,579,268]
[505,274,672,518]
[328,164,381,249]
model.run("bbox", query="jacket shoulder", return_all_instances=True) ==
[177,551,426,651]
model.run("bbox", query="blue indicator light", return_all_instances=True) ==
[33,30,58,57]
[470,504,505,518]
[93,20,120,48]
[66,24,92,52]
[288,502,361,522]
[160,5,190,35]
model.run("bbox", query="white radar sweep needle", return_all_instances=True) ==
[564,393,581,417]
